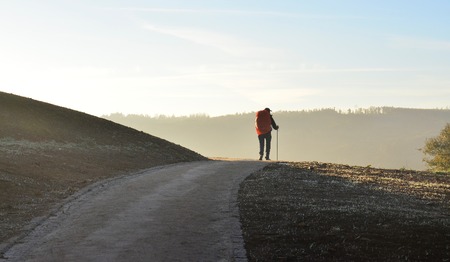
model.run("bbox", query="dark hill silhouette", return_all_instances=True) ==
[105,107,450,170]
[0,91,206,243]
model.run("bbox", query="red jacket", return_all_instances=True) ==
[255,110,272,135]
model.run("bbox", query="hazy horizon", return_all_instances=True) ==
[105,108,450,171]
[1,1,449,117]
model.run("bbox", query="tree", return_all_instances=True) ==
[423,123,450,172]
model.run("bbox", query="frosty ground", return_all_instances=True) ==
[239,162,450,261]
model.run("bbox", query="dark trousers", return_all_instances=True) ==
[258,132,272,157]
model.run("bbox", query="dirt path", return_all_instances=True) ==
[2,160,267,262]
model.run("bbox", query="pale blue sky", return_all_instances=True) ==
[1,1,449,116]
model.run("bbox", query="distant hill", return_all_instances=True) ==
[105,107,450,170]
[0,91,206,243]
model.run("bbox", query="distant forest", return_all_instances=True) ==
[104,107,450,170]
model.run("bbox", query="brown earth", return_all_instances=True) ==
[0,92,206,249]
[239,162,450,261]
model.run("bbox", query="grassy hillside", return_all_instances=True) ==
[105,108,450,170]
[0,91,206,243]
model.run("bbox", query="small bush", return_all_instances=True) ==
[423,123,450,173]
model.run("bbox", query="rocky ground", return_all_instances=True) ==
[239,162,450,261]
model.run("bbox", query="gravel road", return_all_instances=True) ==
[2,160,267,262]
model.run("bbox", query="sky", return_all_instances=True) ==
[1,0,450,117]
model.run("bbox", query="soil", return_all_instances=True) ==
[239,162,450,261]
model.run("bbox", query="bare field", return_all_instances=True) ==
[239,162,450,261]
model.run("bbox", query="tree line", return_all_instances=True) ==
[104,107,450,171]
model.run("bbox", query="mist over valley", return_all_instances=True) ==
[105,107,450,171]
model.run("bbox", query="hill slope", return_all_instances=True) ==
[0,91,206,243]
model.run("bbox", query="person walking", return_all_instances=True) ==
[255,108,279,160]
